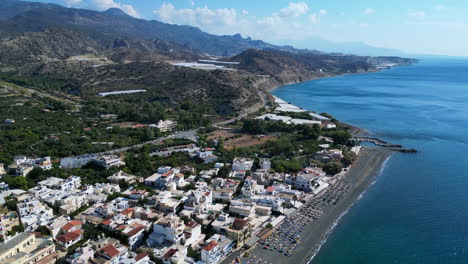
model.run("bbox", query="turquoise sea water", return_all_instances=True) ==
[272,59,468,264]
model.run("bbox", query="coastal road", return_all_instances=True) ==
[93,129,199,156]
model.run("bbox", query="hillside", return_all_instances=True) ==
[231,49,416,85]
[0,26,103,72]
[0,0,418,117]
[0,0,285,56]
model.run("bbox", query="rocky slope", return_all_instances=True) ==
[0,26,102,72]
[0,1,418,116]
[35,61,264,115]
[231,49,416,87]
[0,1,287,56]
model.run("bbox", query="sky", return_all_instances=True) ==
[29,0,468,56]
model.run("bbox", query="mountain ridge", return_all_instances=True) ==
[0,0,418,117]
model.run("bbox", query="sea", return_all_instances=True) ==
[272,58,468,264]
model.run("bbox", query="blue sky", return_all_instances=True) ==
[31,0,468,56]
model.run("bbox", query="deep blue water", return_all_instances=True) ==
[272,59,468,264]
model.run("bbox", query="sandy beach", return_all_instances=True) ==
[231,147,393,264]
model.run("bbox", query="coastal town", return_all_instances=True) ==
[2,0,461,263]
[0,91,381,264]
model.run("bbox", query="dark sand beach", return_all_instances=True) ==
[231,147,393,264]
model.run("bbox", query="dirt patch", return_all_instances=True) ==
[208,129,277,150]
[113,122,147,128]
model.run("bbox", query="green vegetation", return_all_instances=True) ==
[7,224,24,236]
[35,225,51,236]
[0,82,212,164]
[326,130,352,145]
[323,160,343,175]
[69,204,92,219]
[187,247,199,260]
[0,74,77,92]
[341,150,357,166]
[5,197,18,211]
[1,175,35,191]
[272,158,307,173]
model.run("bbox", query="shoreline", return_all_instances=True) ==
[242,147,393,264]
[220,63,413,264]
[260,66,412,136]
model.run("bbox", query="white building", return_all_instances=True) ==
[123,224,146,249]
[147,215,185,246]
[150,120,177,132]
[9,156,53,176]
[183,221,203,247]
[108,171,139,184]
[259,158,271,170]
[60,154,97,169]
[294,168,326,192]
[201,241,221,264]
[201,234,235,264]
[38,176,81,191]
[184,188,212,214]
[96,155,125,169]
[232,158,254,172]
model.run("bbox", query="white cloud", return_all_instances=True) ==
[408,11,426,20]
[154,3,238,27]
[257,14,282,27]
[153,2,322,44]
[434,4,447,11]
[308,13,319,24]
[92,0,140,18]
[279,2,309,17]
[364,8,375,15]
[308,9,328,25]
[64,0,83,6]
[359,23,369,28]
[190,0,195,7]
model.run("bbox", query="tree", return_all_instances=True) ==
[8,224,24,236]
[181,183,196,192]
[35,226,51,236]
[5,198,17,211]
[27,167,46,182]
[118,179,130,190]
[180,216,191,224]
[217,166,230,178]
[241,119,267,134]
[293,195,298,207]
[329,130,352,145]
[323,160,343,175]
[187,247,199,259]
[265,223,273,229]
[5,176,33,190]
[299,124,321,140]
[342,151,357,166]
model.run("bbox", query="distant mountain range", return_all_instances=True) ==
[293,37,409,57]
[0,0,291,57]
[0,0,417,115]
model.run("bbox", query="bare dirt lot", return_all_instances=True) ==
[208,129,277,150]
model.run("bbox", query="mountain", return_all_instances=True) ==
[0,0,417,116]
[0,0,60,20]
[0,1,286,56]
[231,49,416,86]
[0,26,102,72]
[294,37,409,57]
